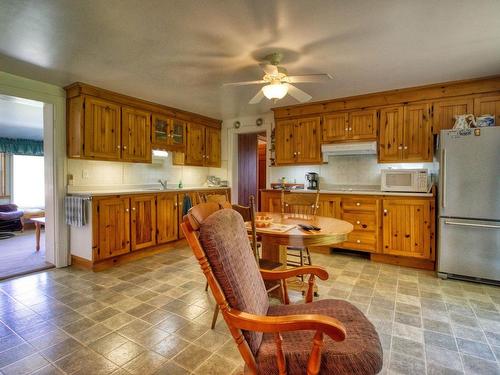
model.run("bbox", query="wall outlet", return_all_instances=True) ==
[67,174,74,185]
[82,169,89,179]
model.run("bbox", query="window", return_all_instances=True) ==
[13,155,44,208]
[0,153,5,197]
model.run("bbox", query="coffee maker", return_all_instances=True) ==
[305,172,319,190]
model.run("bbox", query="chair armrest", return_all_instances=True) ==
[260,266,329,281]
[225,308,346,342]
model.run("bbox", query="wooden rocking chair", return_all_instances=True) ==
[181,203,383,375]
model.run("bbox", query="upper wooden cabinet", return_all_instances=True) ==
[321,110,377,143]
[275,117,321,165]
[174,123,221,167]
[186,122,205,166]
[474,94,500,124]
[83,97,122,161]
[432,97,474,134]
[152,114,186,152]
[205,126,221,167]
[122,107,152,163]
[379,103,432,162]
[65,82,221,163]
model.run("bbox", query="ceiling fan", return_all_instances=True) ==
[223,52,332,104]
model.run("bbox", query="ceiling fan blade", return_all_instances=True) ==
[249,89,265,104]
[260,63,278,75]
[288,73,333,83]
[222,80,265,87]
[286,84,312,103]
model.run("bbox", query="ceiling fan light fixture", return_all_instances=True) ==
[262,83,288,100]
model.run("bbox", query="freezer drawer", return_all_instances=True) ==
[438,218,500,282]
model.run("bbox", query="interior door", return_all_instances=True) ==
[238,133,258,206]
[349,109,378,140]
[122,107,152,163]
[295,117,321,163]
[205,126,221,167]
[98,197,130,259]
[275,120,296,165]
[404,103,432,162]
[84,97,121,160]
[157,193,178,244]
[322,113,348,142]
[382,199,431,259]
[131,195,156,251]
[433,97,474,134]
[185,122,205,166]
[378,106,404,162]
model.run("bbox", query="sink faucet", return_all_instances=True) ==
[158,179,168,190]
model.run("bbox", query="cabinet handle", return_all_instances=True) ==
[174,202,178,208]
[356,202,361,206]
[356,220,361,224]
[349,128,352,131]
[345,127,348,131]
[356,240,361,244]
[404,146,408,150]
[293,152,297,156]
[398,145,403,150]
[206,156,209,160]
[125,208,129,212]
[132,207,136,211]
[297,151,301,155]
[123,146,127,150]
[117,145,121,149]
[383,209,388,216]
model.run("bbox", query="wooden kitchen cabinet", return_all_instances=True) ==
[474,94,500,124]
[340,196,380,253]
[382,199,432,259]
[317,195,342,218]
[83,97,122,160]
[157,193,178,244]
[185,122,205,166]
[97,197,130,259]
[130,195,156,251]
[275,117,321,165]
[205,126,221,167]
[122,107,152,163]
[349,109,378,140]
[322,113,348,142]
[379,103,432,162]
[152,114,186,152]
[174,123,221,167]
[432,97,474,134]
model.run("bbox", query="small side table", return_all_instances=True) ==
[31,217,45,251]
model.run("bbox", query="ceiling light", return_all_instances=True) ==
[262,83,288,100]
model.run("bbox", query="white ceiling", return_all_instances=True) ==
[1,0,499,120]
[0,95,44,140]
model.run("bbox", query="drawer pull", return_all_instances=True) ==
[356,202,361,206]
[356,240,361,244]
[356,220,361,224]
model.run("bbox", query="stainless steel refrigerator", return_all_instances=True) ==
[437,127,500,284]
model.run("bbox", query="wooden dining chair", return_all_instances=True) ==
[281,190,320,270]
[181,204,383,375]
[197,190,230,206]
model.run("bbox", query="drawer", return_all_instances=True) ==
[342,212,377,232]
[341,231,377,252]
[342,197,378,211]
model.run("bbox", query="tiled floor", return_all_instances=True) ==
[0,243,499,375]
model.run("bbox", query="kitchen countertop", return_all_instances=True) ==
[67,185,230,197]
[262,184,434,197]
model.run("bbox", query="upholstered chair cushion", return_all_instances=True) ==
[199,209,269,355]
[256,299,383,375]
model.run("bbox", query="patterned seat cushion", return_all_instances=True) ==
[199,209,269,355]
[255,299,383,375]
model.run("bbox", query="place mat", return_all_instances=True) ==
[246,223,296,233]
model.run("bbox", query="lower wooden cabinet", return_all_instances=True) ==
[382,199,433,259]
[131,195,157,251]
[317,195,342,218]
[96,197,131,260]
[340,196,380,253]
[157,193,179,244]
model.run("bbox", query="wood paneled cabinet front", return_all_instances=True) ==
[321,110,377,143]
[122,107,152,163]
[382,199,433,259]
[432,97,474,134]
[174,123,221,167]
[379,103,432,162]
[474,94,500,125]
[96,197,131,260]
[157,193,179,244]
[275,117,321,165]
[130,195,157,251]
[152,114,186,152]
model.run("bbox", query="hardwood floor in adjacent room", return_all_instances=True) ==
[0,244,498,374]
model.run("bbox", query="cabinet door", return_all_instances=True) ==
[185,122,205,166]
[151,114,170,149]
[131,195,156,251]
[169,118,187,151]
[348,109,378,140]
[122,107,152,163]
[317,195,341,218]
[97,197,130,259]
[275,120,296,165]
[382,199,431,259]
[379,106,404,162]
[295,117,322,163]
[157,193,178,244]
[404,103,432,162]
[205,127,221,167]
[433,97,474,134]
[178,192,199,239]
[322,113,348,142]
[474,95,500,125]
[84,97,121,160]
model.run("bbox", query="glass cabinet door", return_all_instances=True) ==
[170,119,186,148]
[152,115,170,146]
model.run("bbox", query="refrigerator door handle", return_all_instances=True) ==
[444,220,500,230]
[441,148,446,208]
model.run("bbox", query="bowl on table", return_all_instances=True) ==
[255,215,273,228]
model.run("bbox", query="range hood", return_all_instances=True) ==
[321,141,377,161]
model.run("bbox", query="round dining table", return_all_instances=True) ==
[254,212,354,266]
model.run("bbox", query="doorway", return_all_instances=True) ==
[237,132,266,208]
[0,94,53,279]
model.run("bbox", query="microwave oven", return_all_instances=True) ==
[381,169,429,192]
